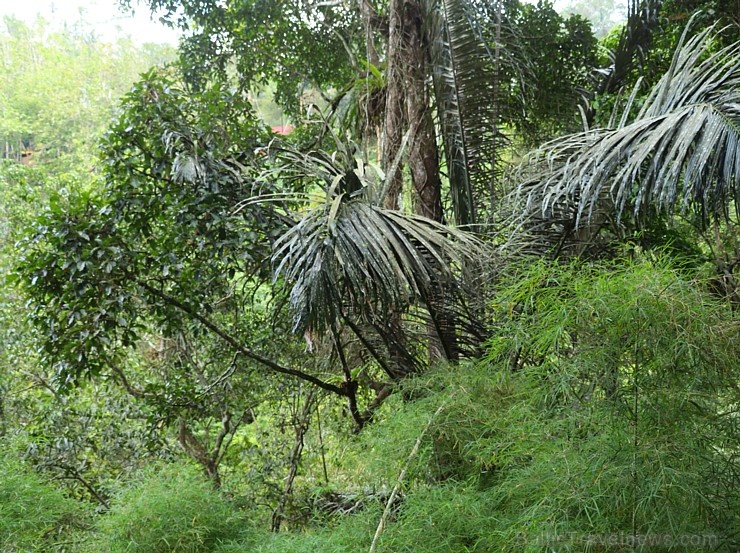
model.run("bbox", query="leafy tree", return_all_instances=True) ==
[493,0,599,144]
[657,0,739,53]
[0,22,182,506]
[0,16,175,170]
[13,70,318,489]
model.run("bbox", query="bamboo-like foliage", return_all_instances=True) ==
[515,23,740,240]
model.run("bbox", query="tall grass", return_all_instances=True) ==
[0,450,88,551]
[341,259,739,552]
[87,462,249,553]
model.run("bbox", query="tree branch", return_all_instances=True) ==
[331,322,365,430]
[136,279,345,396]
[52,464,110,509]
[215,408,253,467]
[108,362,155,399]
[210,410,231,460]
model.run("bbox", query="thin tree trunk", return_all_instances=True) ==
[357,0,380,67]
[271,390,316,532]
[381,0,407,210]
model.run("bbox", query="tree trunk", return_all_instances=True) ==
[382,0,457,363]
[271,391,316,532]
[381,0,407,210]
[357,0,380,67]
[404,1,457,362]
[403,0,443,223]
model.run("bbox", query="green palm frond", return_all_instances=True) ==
[273,189,480,334]
[515,23,740,234]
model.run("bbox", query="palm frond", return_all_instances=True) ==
[515,23,740,235]
[426,0,505,227]
[261,134,489,374]
[273,191,481,334]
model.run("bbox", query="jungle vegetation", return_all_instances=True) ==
[0,0,738,551]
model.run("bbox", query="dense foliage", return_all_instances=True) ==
[0,0,738,552]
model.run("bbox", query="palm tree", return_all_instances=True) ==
[426,0,504,227]
[510,21,740,256]
[266,146,482,343]
[260,143,485,427]
[359,0,509,228]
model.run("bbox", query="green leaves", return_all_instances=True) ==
[135,0,356,117]
[0,18,175,171]
[332,260,739,551]
[18,191,141,388]
[0,453,88,551]
[93,463,248,552]
[15,68,285,388]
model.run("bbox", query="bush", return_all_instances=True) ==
[92,463,248,553]
[348,259,740,552]
[0,450,87,551]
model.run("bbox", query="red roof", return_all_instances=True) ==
[271,125,295,136]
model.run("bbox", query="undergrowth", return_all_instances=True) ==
[236,259,738,552]
[4,259,738,552]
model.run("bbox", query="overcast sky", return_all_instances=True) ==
[0,0,610,46]
[0,0,180,44]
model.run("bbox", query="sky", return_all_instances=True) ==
[0,0,180,44]
[0,0,622,46]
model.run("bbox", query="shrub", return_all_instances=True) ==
[0,450,87,551]
[93,462,248,553]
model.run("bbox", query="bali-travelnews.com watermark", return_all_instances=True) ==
[514,531,722,548]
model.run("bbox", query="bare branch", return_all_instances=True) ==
[136,279,346,397]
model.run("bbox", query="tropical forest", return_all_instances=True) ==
[0,0,738,551]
